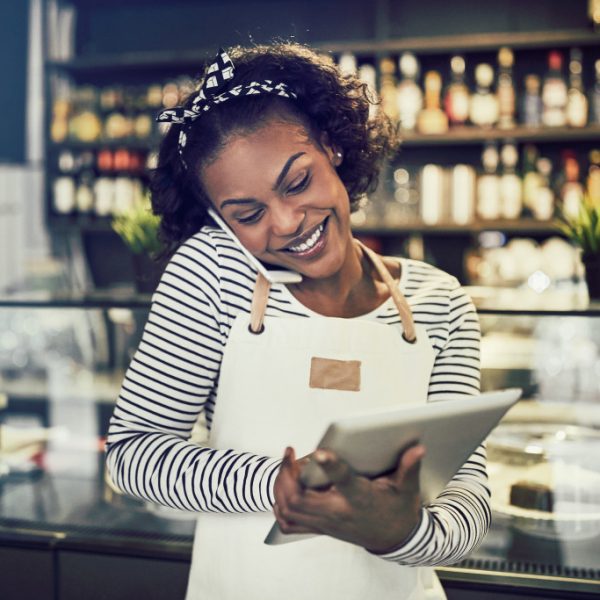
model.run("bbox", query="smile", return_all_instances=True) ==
[287,222,325,252]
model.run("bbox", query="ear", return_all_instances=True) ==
[319,131,343,167]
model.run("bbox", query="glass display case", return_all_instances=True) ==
[0,289,599,599]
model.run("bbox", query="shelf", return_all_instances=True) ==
[49,139,159,152]
[46,29,600,74]
[399,125,600,146]
[353,219,562,235]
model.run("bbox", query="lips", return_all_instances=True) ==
[280,217,329,253]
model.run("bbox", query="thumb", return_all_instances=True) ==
[313,450,358,493]
[393,444,425,491]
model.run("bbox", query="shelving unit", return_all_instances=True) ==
[43,0,600,286]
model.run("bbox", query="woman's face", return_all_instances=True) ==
[200,117,353,281]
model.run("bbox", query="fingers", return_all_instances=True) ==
[312,449,362,497]
[273,501,320,535]
[392,444,426,490]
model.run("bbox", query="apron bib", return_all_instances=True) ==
[186,243,444,600]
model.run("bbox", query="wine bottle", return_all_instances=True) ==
[542,51,568,127]
[396,52,423,131]
[444,55,470,127]
[469,64,499,128]
[566,48,588,128]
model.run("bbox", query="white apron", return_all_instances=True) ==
[186,243,445,600]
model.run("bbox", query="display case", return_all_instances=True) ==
[0,289,599,599]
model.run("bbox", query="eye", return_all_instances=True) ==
[287,172,310,194]
[237,209,264,225]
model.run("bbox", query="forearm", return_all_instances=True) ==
[106,427,281,512]
[374,444,490,566]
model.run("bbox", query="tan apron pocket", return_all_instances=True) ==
[309,357,361,392]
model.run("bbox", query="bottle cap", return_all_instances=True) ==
[475,63,494,87]
[548,50,563,71]
[450,55,466,75]
[399,52,419,78]
[498,47,514,68]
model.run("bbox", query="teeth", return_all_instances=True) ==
[288,223,324,253]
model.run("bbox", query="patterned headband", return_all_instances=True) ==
[156,48,298,169]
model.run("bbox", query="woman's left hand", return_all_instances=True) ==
[272,444,425,553]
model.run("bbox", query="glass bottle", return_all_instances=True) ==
[417,71,449,134]
[396,52,423,132]
[566,48,588,128]
[534,157,555,220]
[469,64,499,128]
[476,143,501,220]
[450,164,476,224]
[338,52,357,77]
[591,59,600,125]
[522,144,541,216]
[587,149,600,207]
[497,47,516,129]
[444,55,470,127]
[358,63,378,119]
[69,86,102,143]
[542,51,568,127]
[500,143,522,219]
[521,74,543,127]
[379,57,399,123]
[560,151,585,219]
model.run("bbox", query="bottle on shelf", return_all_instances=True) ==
[104,86,133,141]
[450,164,476,225]
[338,52,357,77]
[521,74,543,127]
[132,85,153,140]
[588,149,600,206]
[541,50,568,127]
[476,142,501,220]
[589,0,600,31]
[566,48,588,128]
[534,157,556,220]
[146,83,165,138]
[499,142,522,219]
[50,92,71,144]
[358,63,378,119]
[497,47,516,129]
[469,64,499,128]
[76,171,95,214]
[443,55,470,127]
[386,166,419,226]
[559,151,585,219]
[522,144,541,216]
[379,57,400,123]
[417,71,449,134]
[69,86,102,143]
[396,52,423,132]
[591,59,600,125]
[419,164,446,224]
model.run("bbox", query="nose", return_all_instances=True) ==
[269,201,305,238]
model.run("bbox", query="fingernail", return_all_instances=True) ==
[314,450,328,464]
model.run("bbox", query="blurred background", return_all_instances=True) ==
[1,3,600,599]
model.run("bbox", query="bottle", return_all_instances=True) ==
[476,143,501,220]
[69,86,102,143]
[379,57,399,122]
[76,171,95,214]
[469,64,499,128]
[146,84,164,139]
[534,157,555,220]
[358,63,378,119]
[104,86,130,140]
[396,52,423,132]
[542,51,568,127]
[133,85,153,140]
[420,164,446,225]
[589,0,600,30]
[499,143,522,219]
[522,144,541,216]
[587,149,600,207]
[560,151,585,219]
[521,74,543,127]
[444,55,470,126]
[497,48,516,129]
[338,52,357,77]
[566,48,588,128]
[450,164,476,224]
[417,71,449,134]
[591,59,600,124]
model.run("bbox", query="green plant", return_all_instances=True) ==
[556,196,600,260]
[112,196,162,255]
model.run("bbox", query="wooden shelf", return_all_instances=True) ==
[353,219,561,235]
[399,125,600,146]
[46,29,600,73]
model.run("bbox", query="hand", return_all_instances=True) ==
[272,444,425,553]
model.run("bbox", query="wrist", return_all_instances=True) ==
[366,509,423,555]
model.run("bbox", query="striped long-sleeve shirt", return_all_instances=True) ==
[105,226,489,566]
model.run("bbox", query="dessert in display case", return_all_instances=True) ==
[0,288,599,599]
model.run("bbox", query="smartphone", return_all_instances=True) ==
[207,208,302,284]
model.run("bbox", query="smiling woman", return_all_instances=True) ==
[105,43,488,600]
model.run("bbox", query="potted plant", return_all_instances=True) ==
[112,196,164,293]
[557,196,600,300]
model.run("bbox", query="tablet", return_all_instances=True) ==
[264,388,522,545]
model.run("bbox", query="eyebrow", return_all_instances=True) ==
[220,151,306,209]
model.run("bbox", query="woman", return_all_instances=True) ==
[106,43,488,600]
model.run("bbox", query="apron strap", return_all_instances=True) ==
[355,240,417,343]
[249,272,271,333]
[248,241,416,342]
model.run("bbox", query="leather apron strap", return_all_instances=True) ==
[249,240,417,342]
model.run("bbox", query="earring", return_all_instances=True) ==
[334,151,343,166]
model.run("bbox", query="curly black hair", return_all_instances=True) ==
[150,42,399,259]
